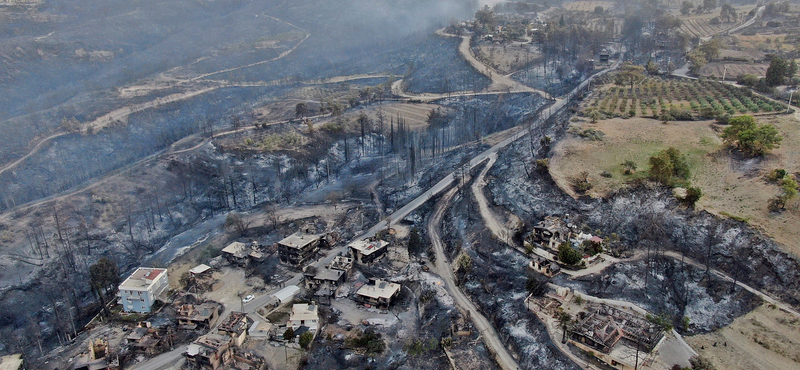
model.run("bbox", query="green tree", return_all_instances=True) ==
[766,57,789,86]
[295,102,308,118]
[284,327,296,341]
[615,63,645,88]
[622,160,637,175]
[299,331,314,349]
[719,3,737,23]
[681,0,694,15]
[558,243,583,265]
[475,5,496,30]
[722,115,782,156]
[649,153,674,184]
[90,257,119,316]
[687,50,707,75]
[703,0,717,12]
[587,108,601,123]
[682,186,703,208]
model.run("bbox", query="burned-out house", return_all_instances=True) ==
[303,255,354,297]
[529,216,572,251]
[355,278,401,309]
[348,239,389,265]
[124,325,162,356]
[278,232,323,268]
[176,302,221,330]
[304,267,346,297]
[217,311,251,346]
[530,256,561,277]
[221,241,264,267]
[185,334,232,370]
[569,304,665,370]
[71,339,119,370]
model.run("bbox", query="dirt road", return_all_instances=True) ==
[428,187,521,370]
[662,251,800,320]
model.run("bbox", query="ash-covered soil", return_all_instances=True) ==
[484,115,800,328]
[441,192,581,370]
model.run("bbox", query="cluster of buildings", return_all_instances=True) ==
[105,228,401,370]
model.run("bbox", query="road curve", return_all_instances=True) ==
[428,187,521,370]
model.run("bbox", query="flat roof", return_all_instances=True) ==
[356,280,400,300]
[222,241,248,256]
[119,267,166,290]
[273,285,300,303]
[189,264,211,275]
[279,232,321,249]
[348,239,389,256]
[291,303,319,322]
[0,354,23,370]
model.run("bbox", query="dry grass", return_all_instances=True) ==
[685,304,800,370]
[699,62,768,79]
[550,113,800,257]
[737,34,793,52]
[475,44,538,75]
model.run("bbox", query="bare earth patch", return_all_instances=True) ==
[550,114,800,257]
[685,304,800,370]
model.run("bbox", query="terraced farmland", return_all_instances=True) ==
[588,78,787,118]
[562,1,616,11]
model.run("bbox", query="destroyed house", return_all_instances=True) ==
[355,279,401,309]
[118,267,168,313]
[530,256,561,277]
[304,267,346,296]
[221,241,263,267]
[218,311,251,346]
[328,255,354,273]
[72,339,119,370]
[278,232,322,267]
[568,304,665,369]
[176,302,221,329]
[530,216,571,251]
[124,326,161,356]
[348,239,389,265]
[185,334,232,370]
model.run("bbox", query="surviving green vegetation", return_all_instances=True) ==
[720,115,783,157]
[588,78,787,119]
[647,147,703,207]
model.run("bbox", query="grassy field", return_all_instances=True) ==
[550,112,800,256]
[699,62,769,79]
[685,304,800,370]
[587,78,786,118]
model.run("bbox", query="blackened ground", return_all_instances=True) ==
[485,111,800,331]
[441,193,581,370]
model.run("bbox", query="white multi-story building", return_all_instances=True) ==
[118,267,168,313]
[289,303,319,332]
